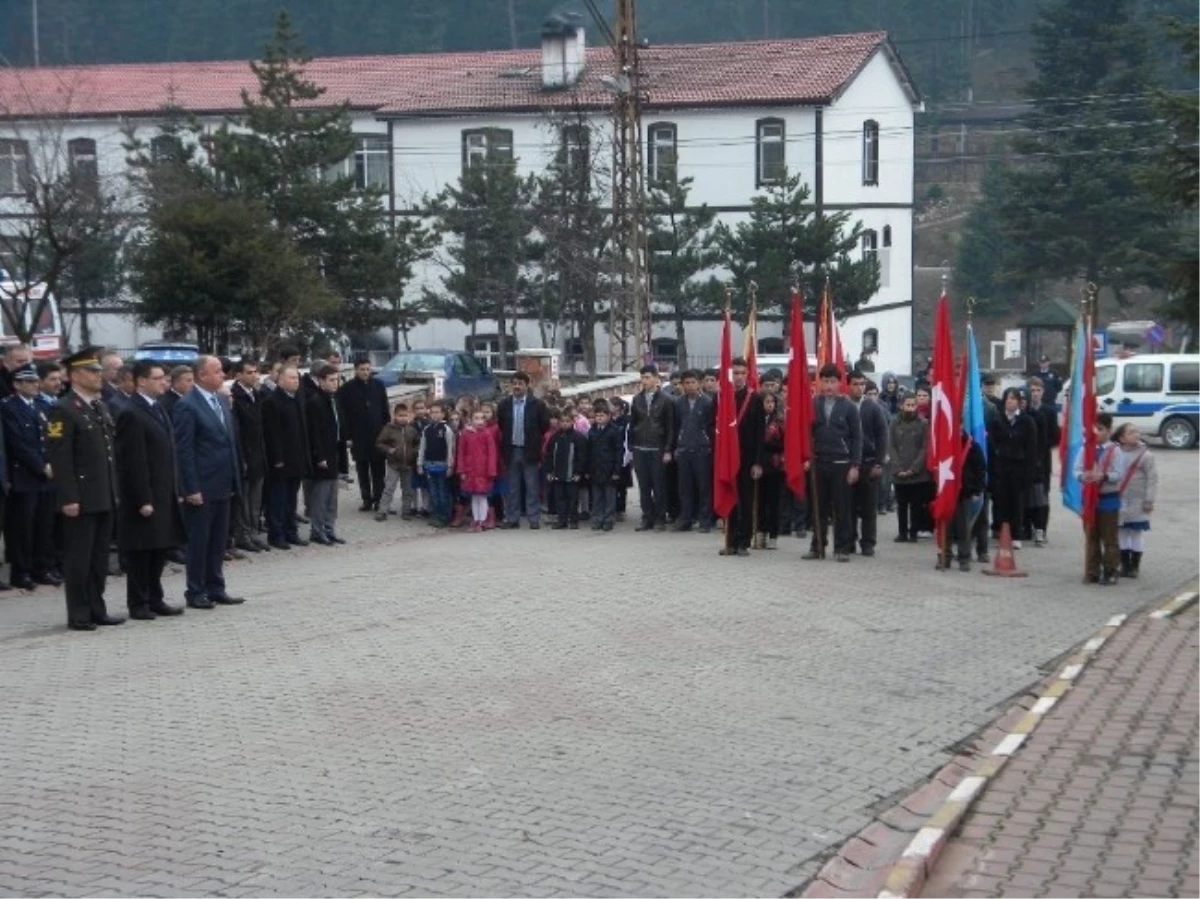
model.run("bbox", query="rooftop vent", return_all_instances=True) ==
[541,12,586,89]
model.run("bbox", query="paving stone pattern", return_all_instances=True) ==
[923,606,1199,899]
[0,453,1197,897]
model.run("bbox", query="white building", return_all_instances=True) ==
[0,23,922,373]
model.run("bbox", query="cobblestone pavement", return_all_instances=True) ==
[923,604,1199,899]
[1,452,1197,897]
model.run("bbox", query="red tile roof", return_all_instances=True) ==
[0,31,907,120]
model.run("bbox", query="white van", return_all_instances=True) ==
[1094,354,1199,449]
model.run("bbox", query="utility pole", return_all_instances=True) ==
[608,0,649,370]
[32,0,41,66]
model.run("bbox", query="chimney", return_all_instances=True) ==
[541,13,585,89]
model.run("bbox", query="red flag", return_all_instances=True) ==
[927,292,960,525]
[784,291,813,499]
[713,309,741,520]
[742,299,760,391]
[816,283,846,384]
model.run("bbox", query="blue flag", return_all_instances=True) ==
[962,324,988,477]
[1062,317,1087,516]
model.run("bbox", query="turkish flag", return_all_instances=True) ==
[784,291,813,499]
[928,292,960,525]
[713,309,741,520]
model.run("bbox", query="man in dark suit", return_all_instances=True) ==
[261,365,310,549]
[46,348,124,630]
[230,359,269,553]
[160,365,193,417]
[338,355,390,512]
[496,372,551,529]
[172,354,244,610]
[116,360,186,620]
[629,365,677,531]
[1,363,59,590]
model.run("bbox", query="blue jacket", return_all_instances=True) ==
[172,387,242,500]
[1,394,52,493]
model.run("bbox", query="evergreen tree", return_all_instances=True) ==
[714,170,879,319]
[1141,19,1198,330]
[976,0,1176,310]
[645,177,719,369]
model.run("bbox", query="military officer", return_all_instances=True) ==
[1,364,60,590]
[46,348,124,631]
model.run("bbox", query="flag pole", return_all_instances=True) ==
[748,281,763,549]
[810,282,826,560]
[935,274,950,571]
[722,285,736,555]
[1080,281,1097,582]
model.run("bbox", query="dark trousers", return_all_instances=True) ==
[732,470,755,549]
[633,448,667,525]
[266,475,301,542]
[427,470,451,523]
[851,471,880,550]
[675,450,713,529]
[894,482,926,539]
[5,489,54,579]
[992,469,1026,537]
[811,462,853,555]
[505,450,542,523]
[553,481,580,525]
[355,452,386,506]
[972,494,990,555]
[950,494,984,562]
[591,482,616,527]
[184,498,230,601]
[758,470,783,539]
[664,459,680,521]
[125,548,167,612]
[62,511,112,626]
[235,476,264,541]
[1086,508,1120,577]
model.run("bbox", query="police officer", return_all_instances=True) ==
[1,364,59,590]
[46,348,124,631]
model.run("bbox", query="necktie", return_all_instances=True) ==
[209,394,225,428]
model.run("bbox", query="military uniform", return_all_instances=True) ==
[1,365,59,589]
[46,351,122,630]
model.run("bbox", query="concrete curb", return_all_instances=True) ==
[795,582,1200,899]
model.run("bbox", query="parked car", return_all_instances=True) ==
[132,341,200,366]
[1093,353,1199,449]
[375,349,500,401]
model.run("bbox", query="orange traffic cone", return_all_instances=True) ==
[982,522,1028,578]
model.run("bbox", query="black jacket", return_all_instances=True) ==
[261,388,310,480]
[630,389,676,451]
[2,394,53,493]
[960,437,987,498]
[46,390,117,513]
[674,393,715,454]
[587,422,624,482]
[115,394,186,551]
[231,382,267,482]
[338,376,390,462]
[715,387,765,473]
[812,394,863,465]
[988,410,1039,483]
[496,394,551,464]
[855,397,890,467]
[544,428,589,481]
[306,389,343,481]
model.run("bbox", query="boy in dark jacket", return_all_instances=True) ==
[544,410,589,529]
[948,433,987,571]
[587,399,623,532]
[374,402,421,521]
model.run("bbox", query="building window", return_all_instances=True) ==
[67,138,98,182]
[651,337,679,366]
[561,124,589,176]
[647,122,677,184]
[150,134,183,165]
[862,328,879,354]
[862,120,879,185]
[466,333,513,370]
[879,225,892,289]
[862,228,878,262]
[755,118,785,187]
[354,135,390,191]
[0,140,30,196]
[462,128,514,172]
[930,130,940,155]
[758,337,785,354]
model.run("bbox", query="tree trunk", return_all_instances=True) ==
[78,298,92,347]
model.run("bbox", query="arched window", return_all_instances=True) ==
[862,120,880,185]
[755,117,786,186]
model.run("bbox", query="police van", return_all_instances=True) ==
[1094,354,1199,449]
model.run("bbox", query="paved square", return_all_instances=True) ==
[1,453,1196,897]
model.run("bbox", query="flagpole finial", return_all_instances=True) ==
[966,296,976,324]
[724,284,733,313]
[748,280,758,303]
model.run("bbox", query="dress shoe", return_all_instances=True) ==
[149,601,184,616]
[528,521,541,530]
[11,576,35,591]
[328,534,345,544]
[835,553,851,563]
[93,614,126,626]
[68,621,97,631]
[187,597,216,610]
[295,514,310,525]
[635,522,653,532]
[211,595,245,605]
[33,573,63,587]
[235,540,262,553]
[550,522,567,530]
[358,502,374,512]
[287,537,310,547]
[108,563,125,578]
[498,521,519,529]
[268,540,292,551]
[228,548,247,561]
[166,549,187,565]
[310,533,333,546]
[0,582,10,592]
[860,546,875,557]
[129,608,157,621]
[253,537,271,551]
